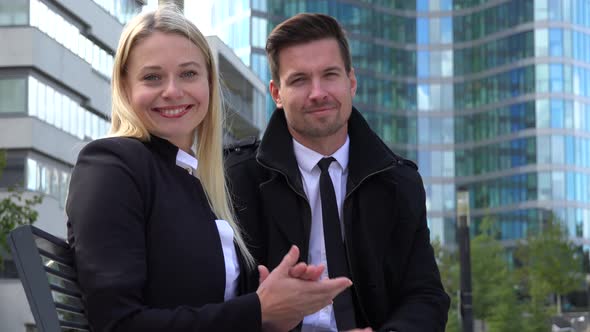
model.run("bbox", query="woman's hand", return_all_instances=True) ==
[258,261,325,284]
[256,246,352,332]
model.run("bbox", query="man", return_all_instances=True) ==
[226,13,450,332]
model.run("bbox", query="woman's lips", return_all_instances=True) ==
[152,104,193,118]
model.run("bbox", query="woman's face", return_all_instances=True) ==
[124,31,210,151]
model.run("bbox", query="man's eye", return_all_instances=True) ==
[290,78,304,85]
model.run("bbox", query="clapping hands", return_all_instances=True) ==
[256,246,352,332]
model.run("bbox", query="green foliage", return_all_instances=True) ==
[486,284,524,332]
[470,217,524,331]
[433,239,460,332]
[434,212,584,331]
[520,297,554,332]
[516,214,585,315]
[0,150,43,268]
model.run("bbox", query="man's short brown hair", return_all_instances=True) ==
[265,13,352,86]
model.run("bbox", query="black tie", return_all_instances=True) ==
[317,157,356,330]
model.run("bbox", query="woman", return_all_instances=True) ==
[66,6,351,331]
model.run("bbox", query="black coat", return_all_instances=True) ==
[226,108,450,332]
[67,136,261,331]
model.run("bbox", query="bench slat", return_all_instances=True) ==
[50,283,82,298]
[51,290,85,310]
[41,256,77,280]
[56,308,89,325]
[46,270,81,294]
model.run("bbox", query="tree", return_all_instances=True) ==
[471,217,524,332]
[432,239,460,332]
[516,214,585,315]
[0,150,43,268]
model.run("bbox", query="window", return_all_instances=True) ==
[0,0,28,25]
[26,157,71,205]
[27,76,109,139]
[30,0,114,78]
[0,78,26,113]
[417,18,429,44]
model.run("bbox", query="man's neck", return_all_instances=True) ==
[289,130,348,156]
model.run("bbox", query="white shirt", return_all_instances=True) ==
[293,137,350,332]
[175,149,240,301]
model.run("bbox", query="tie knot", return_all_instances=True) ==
[317,157,336,173]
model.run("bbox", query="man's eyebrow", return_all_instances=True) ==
[285,72,307,82]
[323,66,343,72]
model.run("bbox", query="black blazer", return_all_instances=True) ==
[66,136,261,331]
[226,109,450,332]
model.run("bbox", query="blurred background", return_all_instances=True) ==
[0,0,589,331]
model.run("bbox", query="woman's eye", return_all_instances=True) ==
[143,74,160,81]
[182,71,197,78]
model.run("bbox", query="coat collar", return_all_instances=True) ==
[256,107,398,195]
[144,134,199,175]
[145,134,179,162]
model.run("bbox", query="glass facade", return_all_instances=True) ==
[0,0,119,78]
[27,76,109,140]
[91,0,142,25]
[29,0,114,78]
[0,0,113,140]
[0,0,28,25]
[26,157,71,207]
[210,0,590,245]
[0,75,109,140]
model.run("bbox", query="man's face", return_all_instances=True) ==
[270,38,357,148]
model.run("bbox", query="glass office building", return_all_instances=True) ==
[210,0,590,246]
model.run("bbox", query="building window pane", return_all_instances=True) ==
[37,80,46,121]
[0,78,26,113]
[0,0,28,25]
[28,76,38,117]
[46,86,55,125]
[26,158,38,191]
[417,18,429,44]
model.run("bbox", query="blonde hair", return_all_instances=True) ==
[110,5,255,269]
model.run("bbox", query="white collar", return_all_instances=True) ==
[292,136,350,173]
[176,149,198,175]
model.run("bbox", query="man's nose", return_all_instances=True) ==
[308,78,328,101]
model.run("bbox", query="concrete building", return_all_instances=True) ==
[0,1,143,329]
[0,1,264,330]
[207,35,266,140]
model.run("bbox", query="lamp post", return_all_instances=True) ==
[456,189,473,332]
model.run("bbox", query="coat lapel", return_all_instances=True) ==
[259,178,310,261]
[257,110,311,261]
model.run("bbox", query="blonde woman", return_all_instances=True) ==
[66,6,351,332]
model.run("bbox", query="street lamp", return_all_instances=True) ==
[456,189,473,332]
